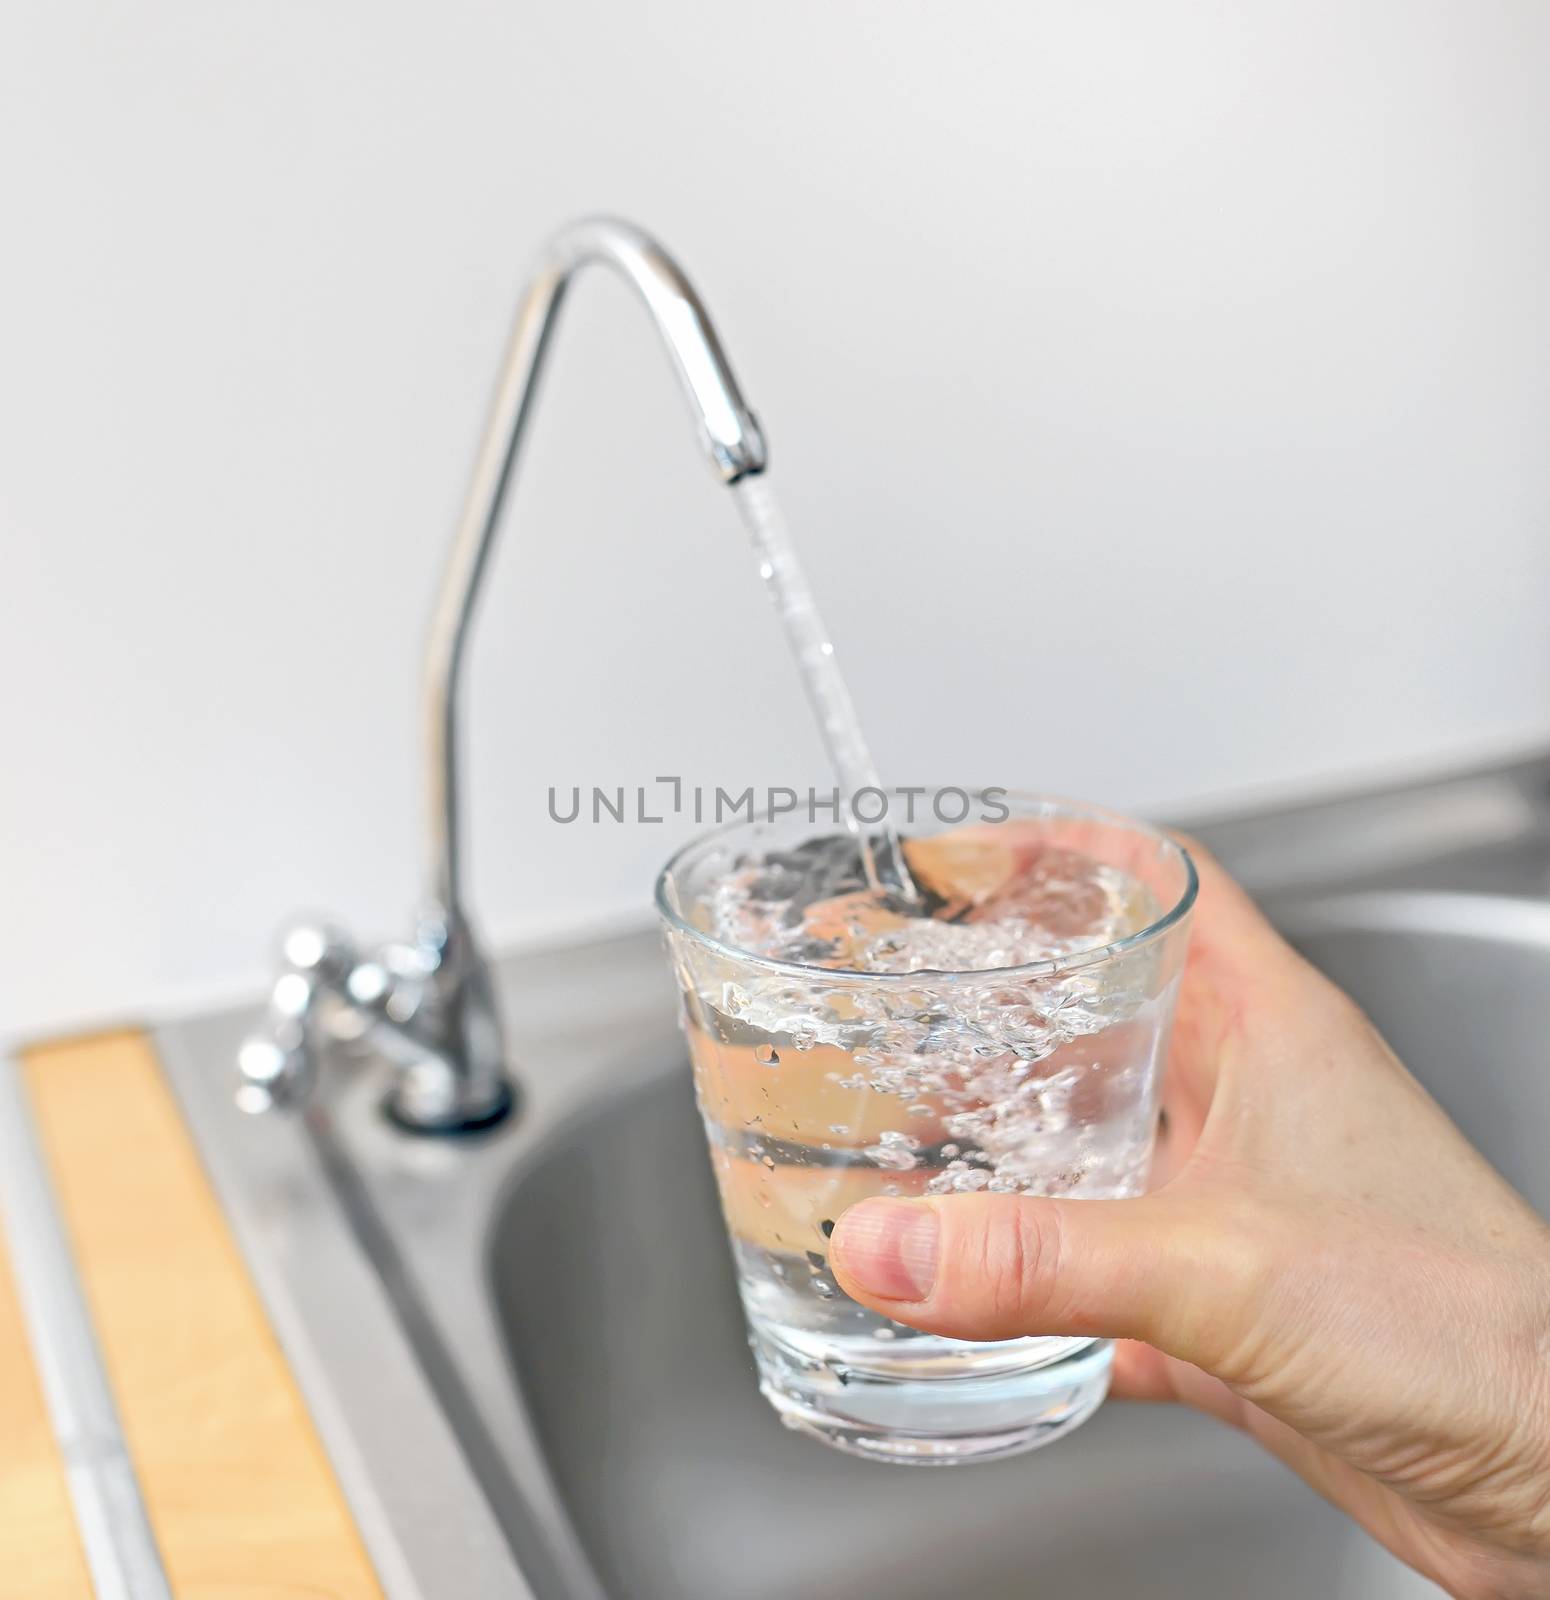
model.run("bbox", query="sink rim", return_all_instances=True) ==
[1275,888,1550,948]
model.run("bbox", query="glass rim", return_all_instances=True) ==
[653,789,1199,985]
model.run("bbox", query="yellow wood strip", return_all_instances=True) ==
[21,1030,383,1600]
[0,1228,94,1598]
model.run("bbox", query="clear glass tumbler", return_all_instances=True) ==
[655,793,1196,1464]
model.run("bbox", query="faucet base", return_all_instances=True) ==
[382,1077,517,1138]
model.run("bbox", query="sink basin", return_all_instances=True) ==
[486,891,1550,1600]
[153,755,1550,1600]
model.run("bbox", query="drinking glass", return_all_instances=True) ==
[655,792,1197,1464]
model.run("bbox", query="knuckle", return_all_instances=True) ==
[949,1196,1063,1334]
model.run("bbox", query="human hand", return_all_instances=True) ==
[829,847,1550,1599]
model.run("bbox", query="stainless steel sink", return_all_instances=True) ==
[154,752,1550,1599]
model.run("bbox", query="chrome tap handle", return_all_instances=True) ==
[235,922,354,1115]
[236,916,514,1133]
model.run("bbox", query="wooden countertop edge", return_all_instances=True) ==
[8,1028,384,1599]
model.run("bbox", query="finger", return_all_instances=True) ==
[1108,1342,1250,1427]
[1162,836,1333,1120]
[1170,835,1326,1002]
[1108,1339,1180,1403]
[829,1192,1260,1366]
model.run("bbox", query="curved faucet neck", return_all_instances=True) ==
[422,216,767,919]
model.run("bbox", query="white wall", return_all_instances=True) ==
[3,1,1548,1037]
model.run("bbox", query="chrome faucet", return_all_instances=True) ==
[237,217,767,1133]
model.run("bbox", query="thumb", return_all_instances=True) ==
[829,1192,1257,1365]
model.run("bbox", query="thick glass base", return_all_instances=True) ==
[751,1324,1113,1466]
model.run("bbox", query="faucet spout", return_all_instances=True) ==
[424,216,767,918]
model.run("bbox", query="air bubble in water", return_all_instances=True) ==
[864,1130,922,1171]
[754,1043,780,1067]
